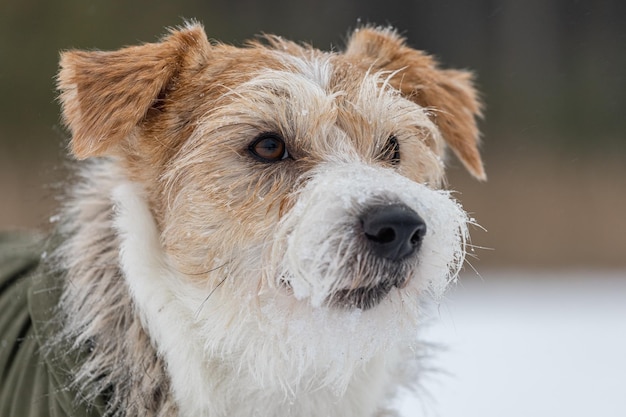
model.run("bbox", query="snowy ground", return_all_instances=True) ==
[396,270,626,417]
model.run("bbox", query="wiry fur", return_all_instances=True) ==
[49,160,176,416]
[46,22,485,417]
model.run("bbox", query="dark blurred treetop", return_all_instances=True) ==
[1,0,625,154]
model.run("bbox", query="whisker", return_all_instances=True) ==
[184,262,230,276]
[463,258,485,282]
[464,243,494,252]
[194,273,230,319]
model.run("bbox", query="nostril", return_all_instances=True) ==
[409,223,427,247]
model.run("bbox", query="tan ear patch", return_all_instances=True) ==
[345,27,486,180]
[57,24,210,159]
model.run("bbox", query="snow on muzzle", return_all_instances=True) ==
[270,162,470,309]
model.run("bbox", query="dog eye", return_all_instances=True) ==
[249,133,289,162]
[383,135,400,165]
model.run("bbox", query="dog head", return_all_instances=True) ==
[58,23,483,392]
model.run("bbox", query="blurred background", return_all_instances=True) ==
[1,1,624,415]
[1,0,624,268]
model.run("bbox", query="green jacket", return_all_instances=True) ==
[0,232,105,417]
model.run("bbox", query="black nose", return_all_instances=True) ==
[361,204,427,261]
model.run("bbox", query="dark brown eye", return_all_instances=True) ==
[383,135,400,165]
[249,133,289,162]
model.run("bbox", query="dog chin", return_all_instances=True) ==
[331,279,399,310]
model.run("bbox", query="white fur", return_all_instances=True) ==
[113,182,396,417]
[112,158,468,416]
[113,183,211,415]
[279,52,333,91]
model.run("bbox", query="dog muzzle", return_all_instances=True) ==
[270,162,469,309]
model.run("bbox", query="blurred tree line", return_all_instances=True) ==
[1,0,624,157]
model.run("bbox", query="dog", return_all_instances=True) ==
[0,22,484,417]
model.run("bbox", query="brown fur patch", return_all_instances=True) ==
[58,24,210,160]
[345,27,486,180]
[58,24,484,186]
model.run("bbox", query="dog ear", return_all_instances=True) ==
[345,27,486,180]
[57,23,210,159]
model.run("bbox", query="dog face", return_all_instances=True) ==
[57,23,483,397]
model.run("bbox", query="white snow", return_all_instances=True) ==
[397,270,626,417]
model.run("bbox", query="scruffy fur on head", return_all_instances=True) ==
[51,22,484,417]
